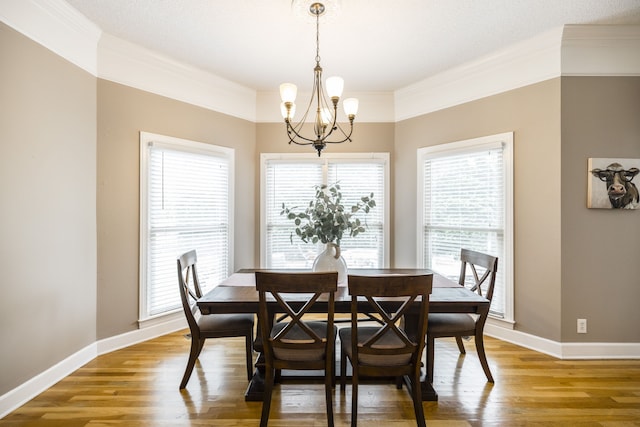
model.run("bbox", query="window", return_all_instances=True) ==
[261,153,389,269]
[417,133,513,321]
[139,132,234,322]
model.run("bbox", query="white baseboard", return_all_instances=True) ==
[0,317,186,419]
[486,324,640,359]
[0,343,96,419]
[97,315,186,355]
[485,323,564,357]
[558,342,640,359]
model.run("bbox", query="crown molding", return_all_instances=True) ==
[0,0,100,75]
[256,90,395,123]
[394,24,640,121]
[2,3,638,124]
[561,25,640,76]
[394,27,563,122]
[98,33,257,122]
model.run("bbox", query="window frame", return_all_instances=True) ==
[260,152,390,269]
[139,131,234,325]
[417,132,514,323]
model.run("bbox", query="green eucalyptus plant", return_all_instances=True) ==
[281,183,376,247]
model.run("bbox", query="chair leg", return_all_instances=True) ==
[351,368,358,427]
[426,335,435,384]
[260,367,275,427]
[340,347,347,391]
[245,332,254,381]
[411,368,426,427]
[325,366,334,427]
[180,337,205,389]
[330,340,336,388]
[455,336,467,354]
[474,333,494,383]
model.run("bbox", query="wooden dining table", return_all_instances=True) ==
[197,268,490,402]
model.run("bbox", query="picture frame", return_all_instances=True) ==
[587,158,640,209]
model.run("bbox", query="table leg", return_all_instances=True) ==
[245,321,267,401]
[420,378,438,401]
[403,312,439,401]
[244,365,266,401]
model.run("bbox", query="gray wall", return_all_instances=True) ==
[0,23,97,394]
[394,79,563,340]
[97,80,255,339]
[393,76,640,342]
[560,76,640,342]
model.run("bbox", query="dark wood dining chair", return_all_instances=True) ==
[426,248,499,384]
[339,274,432,427]
[255,271,338,427]
[177,250,255,389]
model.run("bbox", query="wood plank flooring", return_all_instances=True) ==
[2,330,640,426]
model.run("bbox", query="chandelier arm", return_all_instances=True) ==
[313,72,325,139]
[286,106,354,146]
[293,94,313,133]
[321,122,354,144]
[312,94,350,144]
[330,120,355,141]
[315,76,341,136]
[285,80,321,145]
[285,121,318,145]
[313,102,339,141]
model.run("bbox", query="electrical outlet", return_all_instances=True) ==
[577,318,587,334]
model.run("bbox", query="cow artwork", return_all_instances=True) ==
[588,159,640,210]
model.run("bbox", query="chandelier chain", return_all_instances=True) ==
[315,11,321,65]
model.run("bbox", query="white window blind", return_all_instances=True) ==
[140,132,233,320]
[327,162,384,268]
[418,134,513,319]
[265,161,323,268]
[262,154,388,269]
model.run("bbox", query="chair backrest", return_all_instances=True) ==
[255,271,338,361]
[177,250,202,334]
[347,274,432,366]
[459,248,499,302]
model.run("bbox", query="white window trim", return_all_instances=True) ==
[138,131,235,325]
[416,132,514,323]
[260,152,390,269]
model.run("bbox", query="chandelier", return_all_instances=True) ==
[280,2,359,156]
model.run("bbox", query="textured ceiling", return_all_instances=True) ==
[65,0,640,92]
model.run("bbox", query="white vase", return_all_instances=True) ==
[312,242,348,284]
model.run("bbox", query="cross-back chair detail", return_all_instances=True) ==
[427,248,498,384]
[355,292,418,361]
[269,291,325,349]
[255,271,338,427]
[177,250,255,389]
[460,249,496,299]
[340,274,432,427]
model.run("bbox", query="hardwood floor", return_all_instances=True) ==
[2,330,640,426]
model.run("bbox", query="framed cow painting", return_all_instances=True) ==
[588,158,640,209]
